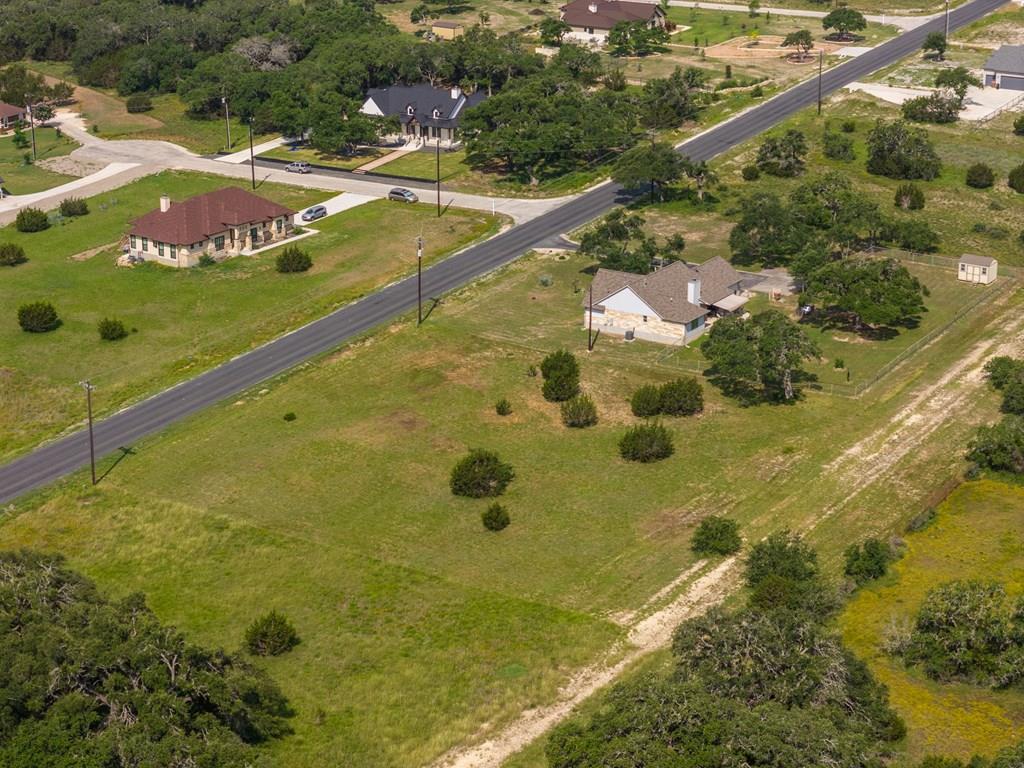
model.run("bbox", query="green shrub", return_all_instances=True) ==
[198,253,216,267]
[540,349,580,402]
[822,131,855,161]
[984,356,1024,390]
[905,507,936,533]
[482,503,510,531]
[741,164,760,181]
[834,357,845,369]
[966,415,1024,473]
[1002,377,1024,416]
[658,377,703,416]
[17,301,60,333]
[58,197,89,217]
[750,84,763,98]
[691,516,741,556]
[619,422,674,463]
[745,530,818,588]
[965,163,995,189]
[125,93,153,113]
[97,317,127,341]
[894,183,924,210]
[0,243,27,266]
[561,394,598,428]
[275,245,312,273]
[283,412,297,421]
[244,610,300,656]
[495,398,512,416]
[1015,114,1024,136]
[450,448,515,497]
[841,119,857,133]
[630,384,662,417]
[15,207,49,233]
[843,538,892,585]
[1009,163,1024,194]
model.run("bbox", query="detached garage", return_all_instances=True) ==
[983,45,1024,90]
[958,254,998,285]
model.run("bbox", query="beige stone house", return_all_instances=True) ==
[583,257,748,345]
[559,0,667,45]
[0,101,26,131]
[127,188,295,268]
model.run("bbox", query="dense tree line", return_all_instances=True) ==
[0,550,290,767]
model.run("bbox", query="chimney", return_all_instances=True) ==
[451,85,462,99]
[588,2,598,11]
[687,277,701,305]
[159,195,170,213]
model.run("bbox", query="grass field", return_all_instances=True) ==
[381,0,552,36]
[840,479,1024,764]
[0,126,79,194]
[372,147,471,181]
[0,171,500,460]
[260,143,389,170]
[1,247,1017,767]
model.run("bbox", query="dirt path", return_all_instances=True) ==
[432,558,741,768]
[430,284,1023,768]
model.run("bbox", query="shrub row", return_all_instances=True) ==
[631,377,703,418]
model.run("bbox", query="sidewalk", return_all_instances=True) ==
[217,137,287,164]
[0,163,149,224]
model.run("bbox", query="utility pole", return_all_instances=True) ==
[25,94,37,161]
[221,95,232,151]
[944,0,950,42]
[79,381,97,485]
[435,140,441,218]
[248,118,256,190]
[817,50,824,115]
[416,236,424,325]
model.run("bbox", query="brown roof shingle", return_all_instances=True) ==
[0,102,26,120]
[130,187,294,245]
[560,0,663,30]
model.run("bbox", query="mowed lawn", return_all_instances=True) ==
[0,250,1013,767]
[0,126,79,194]
[260,143,389,170]
[840,479,1024,763]
[0,171,500,459]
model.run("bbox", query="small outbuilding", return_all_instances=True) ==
[983,45,1024,90]
[958,254,998,284]
[431,21,465,40]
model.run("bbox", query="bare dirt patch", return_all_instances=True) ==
[69,241,120,262]
[36,155,106,178]
[705,35,845,61]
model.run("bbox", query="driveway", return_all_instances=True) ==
[846,81,1024,119]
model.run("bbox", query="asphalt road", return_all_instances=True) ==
[0,0,1006,504]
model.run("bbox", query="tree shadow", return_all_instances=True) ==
[800,308,923,340]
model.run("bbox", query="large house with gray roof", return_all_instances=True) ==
[583,257,747,345]
[983,45,1024,90]
[359,83,486,147]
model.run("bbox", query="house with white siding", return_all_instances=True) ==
[583,257,748,345]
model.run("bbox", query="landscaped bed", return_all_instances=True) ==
[0,170,501,459]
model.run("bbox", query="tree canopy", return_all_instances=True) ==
[866,119,942,180]
[822,8,867,40]
[801,256,928,329]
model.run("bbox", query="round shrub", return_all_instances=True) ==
[58,197,89,217]
[1015,114,1024,136]
[17,301,60,333]
[630,384,662,417]
[658,377,703,416]
[561,394,598,428]
[893,183,924,210]
[198,253,216,267]
[245,610,299,656]
[275,245,312,273]
[1008,163,1024,194]
[741,164,760,181]
[540,349,580,402]
[495,398,512,416]
[841,119,857,133]
[450,448,515,498]
[691,515,741,556]
[283,411,297,421]
[126,93,153,113]
[97,317,127,341]
[482,503,510,532]
[15,207,49,233]
[619,422,674,463]
[0,243,27,267]
[965,163,995,189]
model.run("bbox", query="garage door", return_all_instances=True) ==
[1000,74,1024,91]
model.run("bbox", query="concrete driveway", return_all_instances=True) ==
[847,81,1024,120]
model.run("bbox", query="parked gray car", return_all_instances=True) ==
[301,205,328,222]
[285,161,312,174]
[388,187,419,203]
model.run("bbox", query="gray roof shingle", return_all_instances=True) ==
[960,253,997,267]
[984,45,1024,75]
[363,84,486,129]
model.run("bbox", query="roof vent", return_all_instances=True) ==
[451,85,462,99]
[588,2,598,11]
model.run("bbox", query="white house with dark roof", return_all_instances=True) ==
[359,84,486,147]
[583,257,747,345]
[983,45,1024,90]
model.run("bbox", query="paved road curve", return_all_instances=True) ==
[0,0,1006,504]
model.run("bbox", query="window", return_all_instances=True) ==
[130,235,137,250]
[214,236,225,251]
[960,263,966,271]
[642,315,648,323]
[141,237,148,251]
[157,241,165,257]
[982,267,988,275]
[275,218,283,233]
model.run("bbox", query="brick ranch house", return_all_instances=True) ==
[0,101,26,131]
[127,187,295,268]
[559,0,668,45]
[583,257,748,345]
